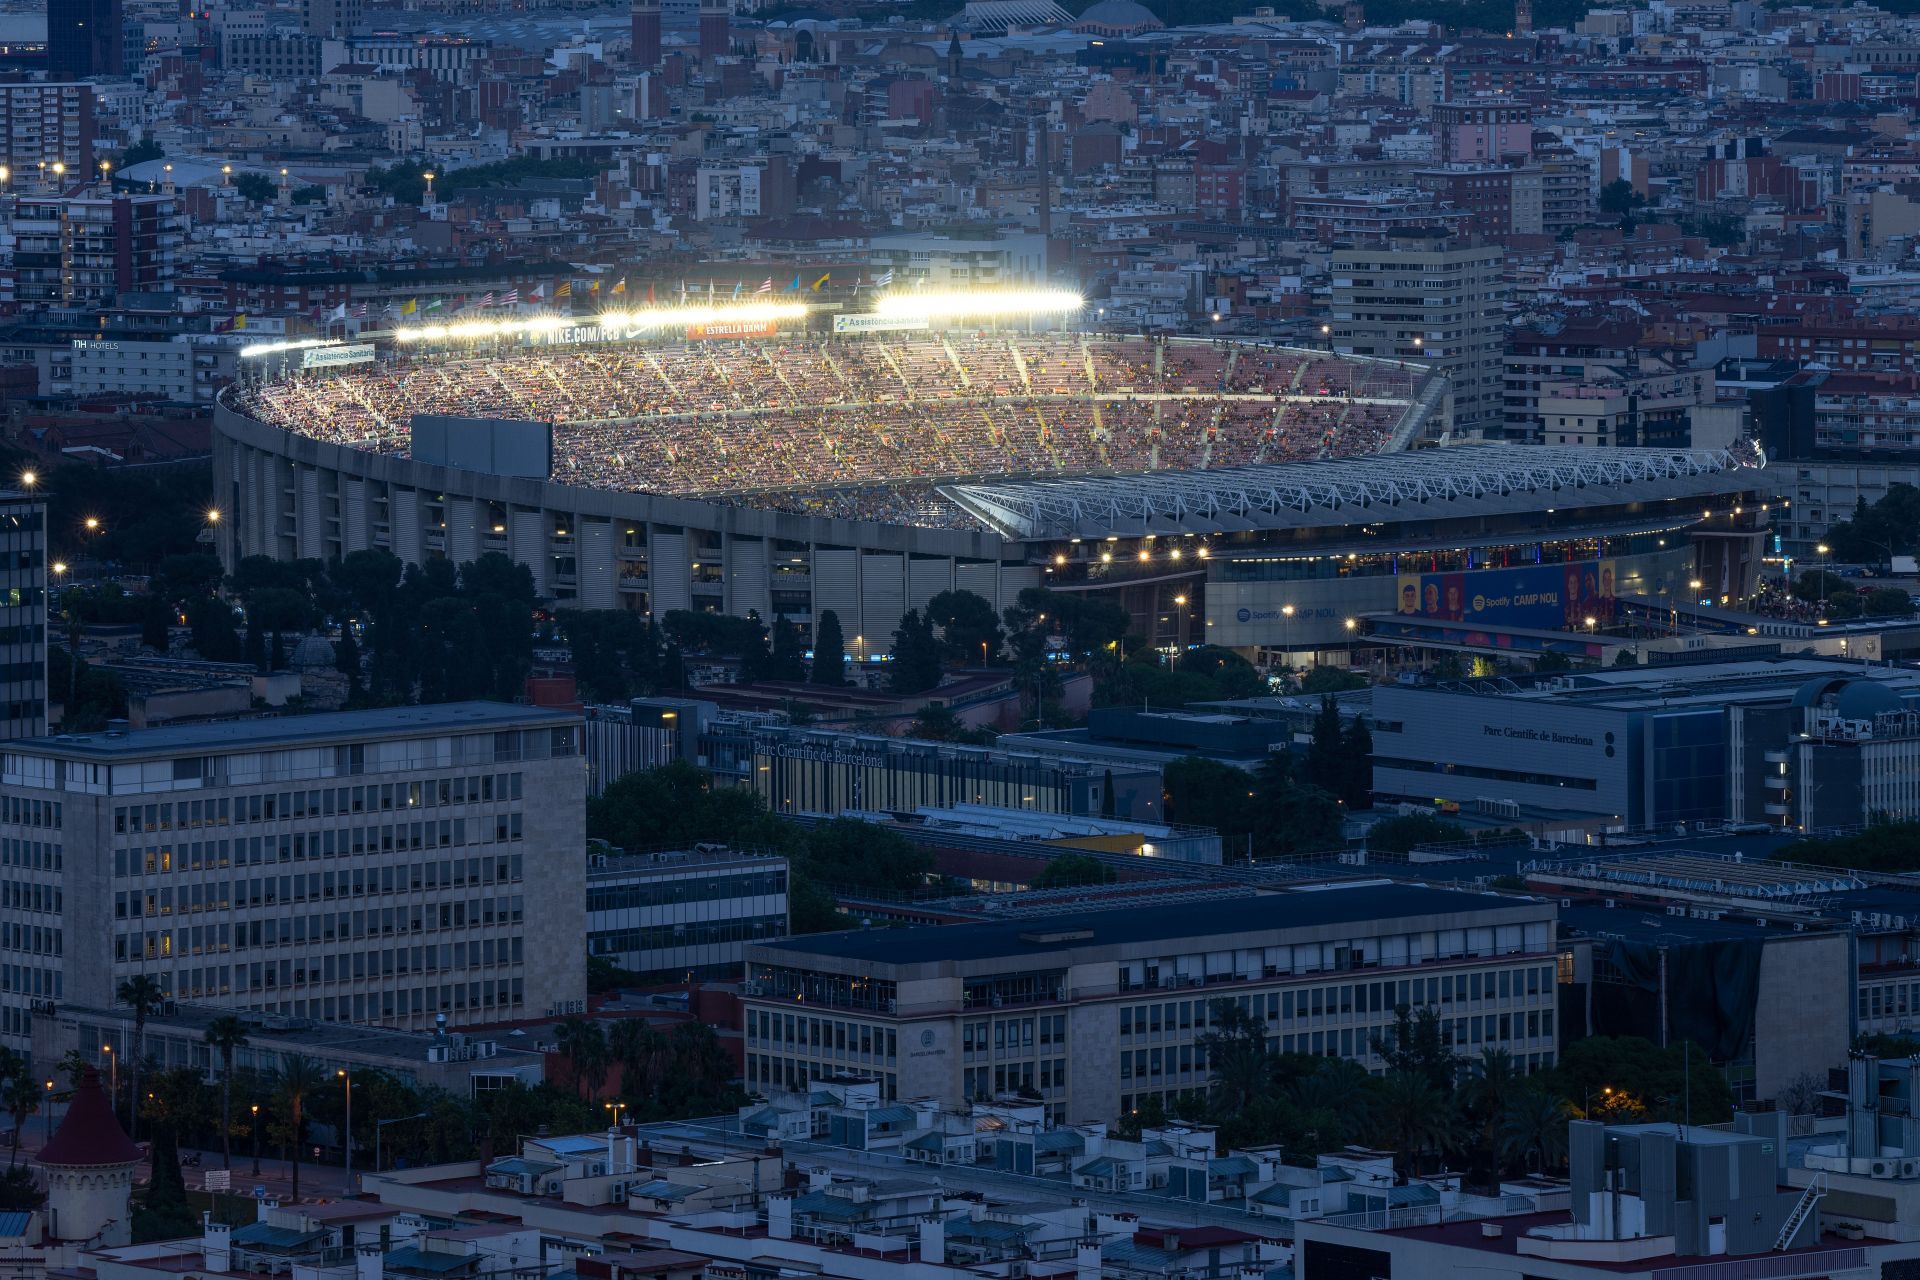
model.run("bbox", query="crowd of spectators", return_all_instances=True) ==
[237,334,1426,519]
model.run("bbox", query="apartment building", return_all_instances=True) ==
[742,884,1559,1125]
[0,490,47,744]
[0,83,97,178]
[0,702,587,1055]
[11,194,187,307]
[1331,229,1509,435]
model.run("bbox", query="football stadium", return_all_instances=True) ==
[214,296,1775,662]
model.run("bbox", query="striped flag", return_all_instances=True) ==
[756,277,772,295]
[480,291,495,307]
[874,270,893,288]
[502,288,520,305]
[556,281,572,298]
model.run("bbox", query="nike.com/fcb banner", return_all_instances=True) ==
[1396,560,1618,629]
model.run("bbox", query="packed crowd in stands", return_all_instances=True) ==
[236,335,1427,522]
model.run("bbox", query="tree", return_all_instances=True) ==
[141,596,171,655]
[1500,1087,1571,1175]
[233,171,276,202]
[1,1074,39,1171]
[1535,650,1572,673]
[1300,666,1367,694]
[554,1018,608,1099]
[1304,695,1346,796]
[1342,715,1373,808]
[1031,851,1117,889]
[767,614,807,682]
[1866,587,1916,618]
[811,610,848,687]
[274,1054,326,1202]
[1612,647,1639,666]
[888,609,943,695]
[120,135,165,167]
[1373,1070,1457,1177]
[1549,1036,1733,1125]
[117,974,165,1141]
[1461,1048,1524,1184]
[186,596,243,663]
[927,589,1003,665]
[1199,999,1273,1116]
[203,1015,250,1170]
[1370,1005,1455,1092]
[1367,813,1468,854]
[1598,178,1646,216]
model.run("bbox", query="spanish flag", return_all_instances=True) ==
[401,298,417,315]
[589,279,602,293]
[555,281,572,298]
[232,313,247,330]
[811,273,830,291]
[612,278,627,295]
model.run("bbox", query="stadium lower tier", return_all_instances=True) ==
[230,334,1427,514]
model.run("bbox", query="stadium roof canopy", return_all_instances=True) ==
[939,445,1766,540]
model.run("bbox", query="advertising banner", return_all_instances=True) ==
[1395,560,1617,629]
[686,320,778,340]
[831,314,931,335]
[302,343,376,369]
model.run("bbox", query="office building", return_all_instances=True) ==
[0,702,587,1055]
[1431,99,1532,166]
[0,491,47,743]
[11,194,187,307]
[1331,229,1509,435]
[743,883,1559,1124]
[0,83,97,179]
[46,0,121,79]
[750,724,1165,823]
[1371,659,1920,832]
[586,845,788,981]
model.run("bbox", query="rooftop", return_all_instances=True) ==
[942,445,1763,540]
[752,881,1544,968]
[4,701,580,760]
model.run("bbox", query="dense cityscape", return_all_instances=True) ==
[11,0,1920,1274]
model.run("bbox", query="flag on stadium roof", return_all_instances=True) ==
[786,275,801,291]
[647,283,656,303]
[480,292,495,307]
[612,278,627,295]
[588,279,601,293]
[529,285,545,302]
[811,273,830,291]
[502,288,520,305]
[425,298,444,312]
[756,277,772,295]
[401,298,417,315]
[731,281,743,299]
[556,281,572,298]
[875,270,893,288]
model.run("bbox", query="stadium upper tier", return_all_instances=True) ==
[232,334,1430,526]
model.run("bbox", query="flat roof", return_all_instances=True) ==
[752,882,1545,968]
[1394,658,1920,713]
[944,445,1764,539]
[1558,902,1820,945]
[5,701,579,760]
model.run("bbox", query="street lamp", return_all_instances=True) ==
[18,470,35,492]
[102,1043,116,1117]
[337,1069,353,1189]
[374,1111,430,1178]
[422,171,436,202]
[250,1103,261,1176]
[44,1080,54,1141]
[206,508,221,525]
[1817,543,1831,610]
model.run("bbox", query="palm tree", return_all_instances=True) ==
[608,1020,665,1101]
[116,974,166,1141]
[1461,1048,1523,1182]
[1199,1000,1273,1116]
[2,1074,40,1170]
[554,1018,607,1100]
[1499,1088,1572,1176]
[1374,1070,1457,1180]
[203,1015,250,1170]
[275,1054,326,1201]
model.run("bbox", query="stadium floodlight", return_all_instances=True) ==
[870,288,1084,321]
[392,301,809,346]
[239,338,344,360]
